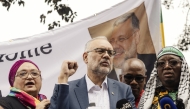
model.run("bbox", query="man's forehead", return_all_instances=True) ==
[125,66,144,71]
[123,68,146,76]
[158,54,181,60]
[90,39,113,49]
[111,22,133,38]
[123,63,146,75]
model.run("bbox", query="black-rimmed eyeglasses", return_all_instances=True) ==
[15,70,41,79]
[87,48,116,57]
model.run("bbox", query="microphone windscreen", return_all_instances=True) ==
[159,95,177,109]
[89,102,96,107]
[176,98,185,109]
[116,99,132,109]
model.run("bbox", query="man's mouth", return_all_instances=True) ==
[131,86,139,90]
[114,51,124,58]
[132,89,138,91]
[163,72,174,77]
[101,61,109,66]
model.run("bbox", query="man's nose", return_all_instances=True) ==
[103,51,110,58]
[163,61,172,69]
[130,79,138,84]
[111,40,120,48]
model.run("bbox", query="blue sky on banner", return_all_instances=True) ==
[0,0,189,63]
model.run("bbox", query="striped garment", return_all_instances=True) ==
[8,87,47,109]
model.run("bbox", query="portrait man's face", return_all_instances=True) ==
[109,18,139,68]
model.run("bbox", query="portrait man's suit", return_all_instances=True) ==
[50,76,135,109]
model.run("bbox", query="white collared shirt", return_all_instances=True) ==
[85,74,110,109]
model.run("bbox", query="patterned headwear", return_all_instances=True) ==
[9,59,39,87]
[157,46,184,59]
[138,46,190,108]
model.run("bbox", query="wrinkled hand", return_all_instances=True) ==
[58,60,78,83]
[36,99,50,109]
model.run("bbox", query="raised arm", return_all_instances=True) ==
[49,60,78,109]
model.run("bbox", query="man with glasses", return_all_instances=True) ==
[108,12,156,82]
[120,58,147,108]
[138,46,190,109]
[52,36,136,109]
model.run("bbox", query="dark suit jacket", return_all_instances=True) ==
[108,54,156,82]
[49,84,69,109]
[0,96,27,109]
[69,76,135,109]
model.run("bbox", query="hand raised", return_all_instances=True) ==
[58,60,78,83]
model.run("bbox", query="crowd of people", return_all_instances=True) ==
[0,13,190,109]
[0,36,189,109]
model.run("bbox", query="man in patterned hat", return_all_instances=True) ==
[138,46,190,109]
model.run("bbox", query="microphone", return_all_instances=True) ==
[89,102,96,107]
[116,99,132,109]
[176,98,185,109]
[88,103,102,109]
[159,95,177,109]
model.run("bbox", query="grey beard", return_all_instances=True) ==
[93,65,111,75]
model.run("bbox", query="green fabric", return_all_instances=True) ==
[157,46,184,59]
[168,91,178,101]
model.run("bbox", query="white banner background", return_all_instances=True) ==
[0,0,161,98]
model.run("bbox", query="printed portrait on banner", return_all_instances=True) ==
[88,3,156,81]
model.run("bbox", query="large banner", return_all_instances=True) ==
[0,0,161,98]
